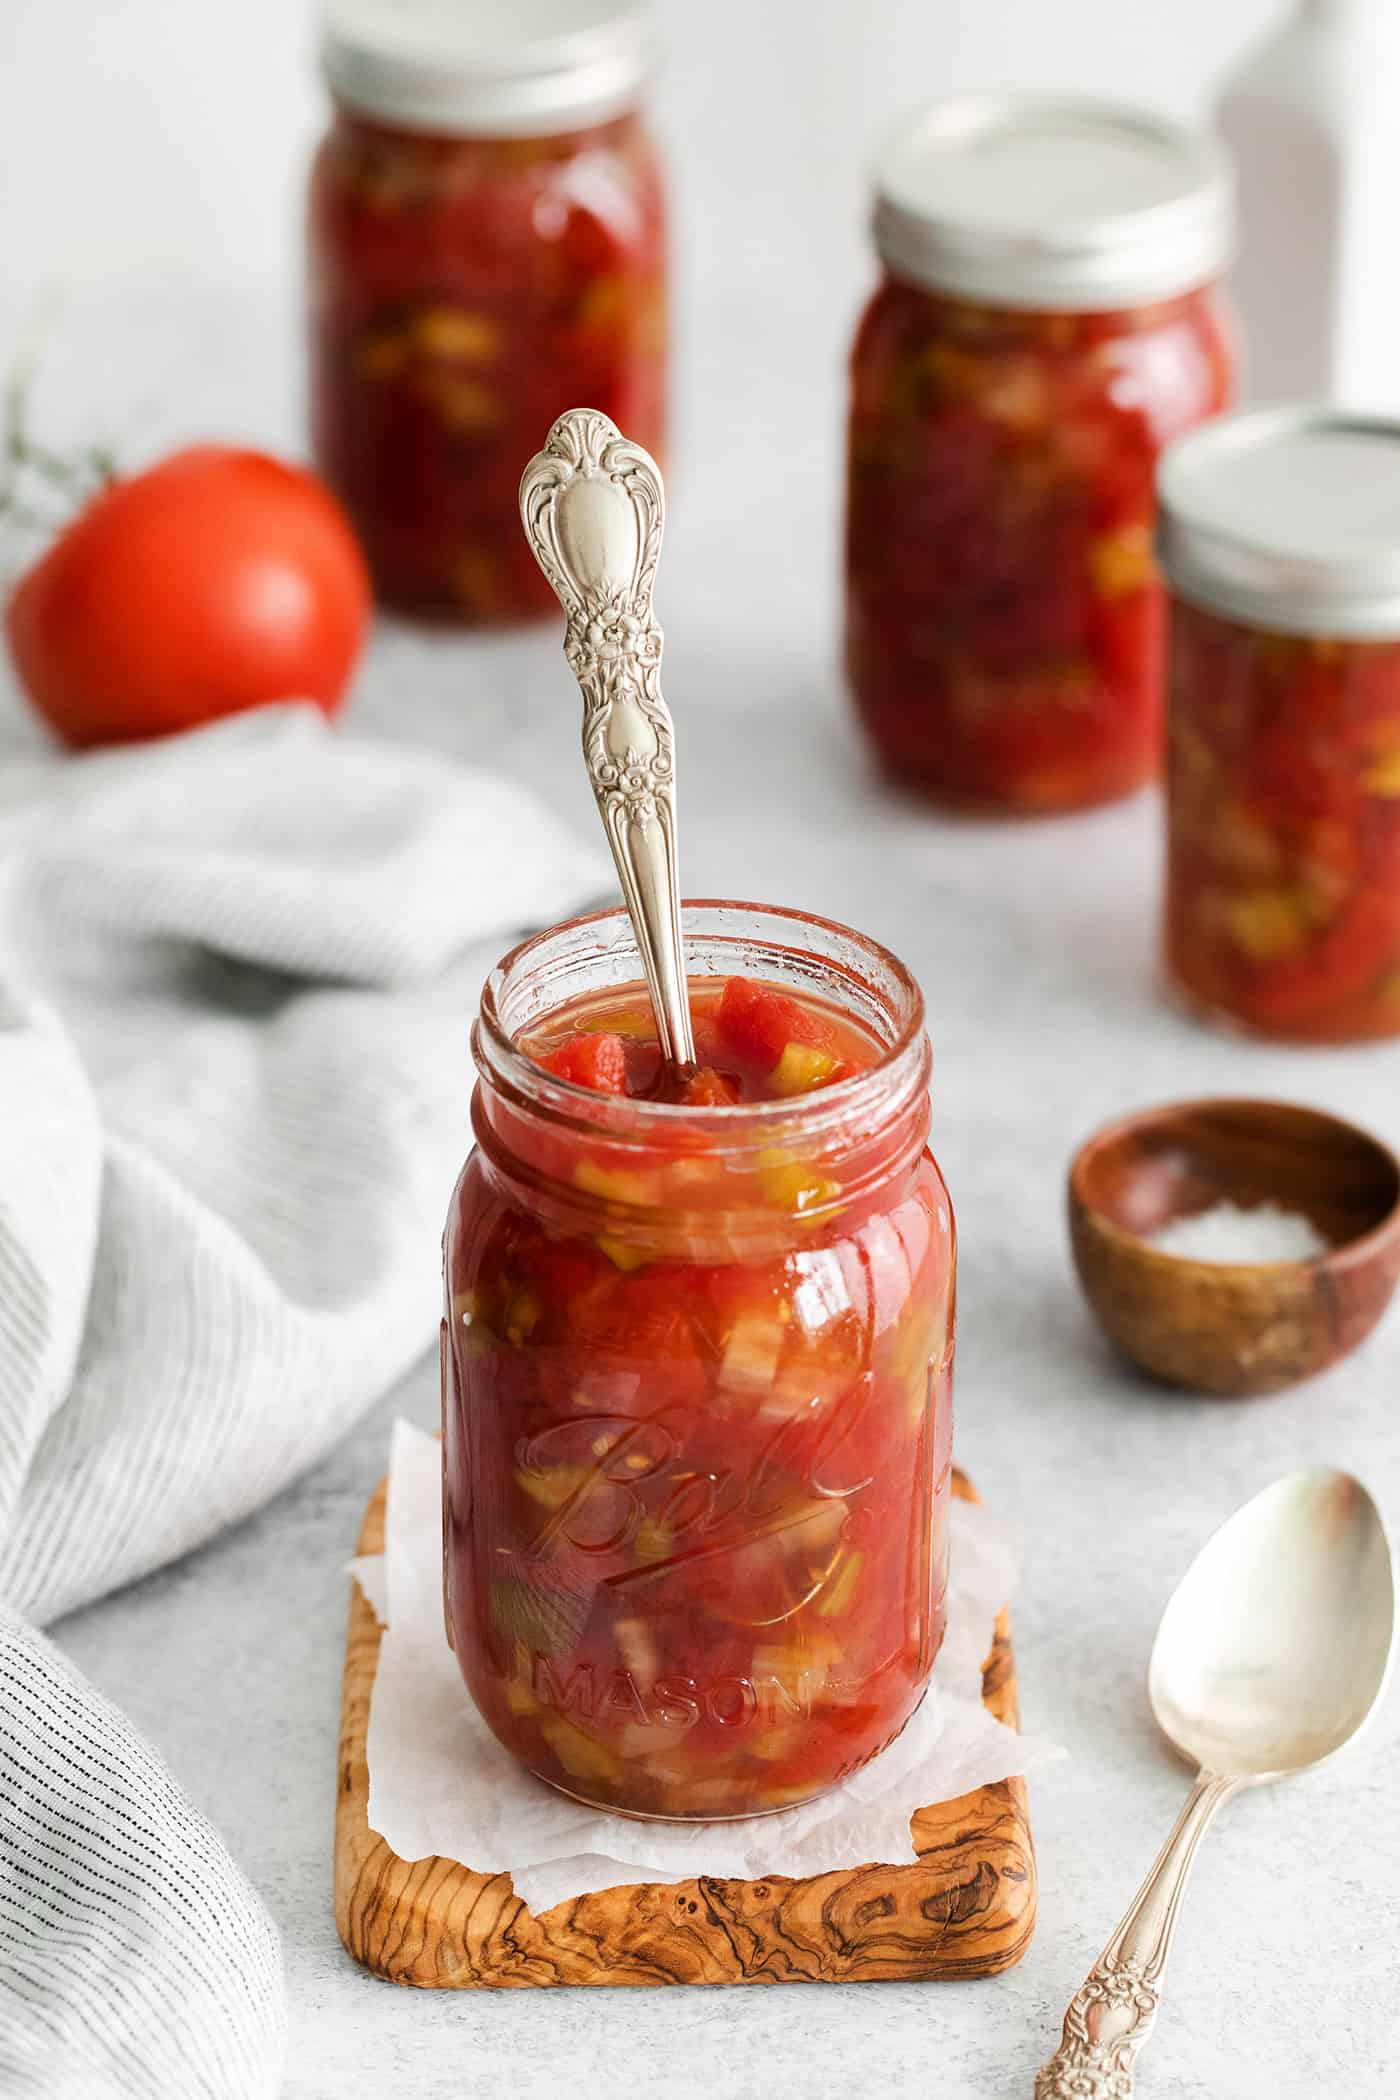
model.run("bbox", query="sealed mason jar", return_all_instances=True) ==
[308,0,666,621]
[1160,408,1400,1042]
[845,98,1237,813]
[441,902,955,1820]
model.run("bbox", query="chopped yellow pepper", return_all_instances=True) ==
[814,1550,865,1619]
[574,1159,655,1207]
[412,307,499,362]
[1362,746,1400,797]
[421,374,502,432]
[513,1464,588,1509]
[633,1518,673,1563]
[1090,526,1157,599]
[536,1713,620,1786]
[1223,888,1312,962]
[503,1288,540,1344]
[595,1235,649,1272]
[717,1306,787,1396]
[770,1042,839,1096]
[757,1155,842,1219]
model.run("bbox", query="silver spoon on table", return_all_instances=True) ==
[519,408,696,1076]
[1036,1467,1394,2099]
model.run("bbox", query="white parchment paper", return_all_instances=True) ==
[355,1421,1061,1913]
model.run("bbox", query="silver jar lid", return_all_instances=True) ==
[321,0,655,138]
[1159,407,1400,640]
[872,96,1233,312]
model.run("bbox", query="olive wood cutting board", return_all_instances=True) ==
[334,1466,1036,1988]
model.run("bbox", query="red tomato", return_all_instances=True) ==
[716,975,832,1069]
[543,1032,629,1093]
[677,1066,741,1107]
[6,446,371,747]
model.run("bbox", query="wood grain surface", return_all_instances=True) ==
[334,1469,1036,1989]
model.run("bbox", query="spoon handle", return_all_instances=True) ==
[1034,1770,1242,2099]
[519,408,696,1071]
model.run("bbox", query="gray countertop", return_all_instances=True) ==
[21,281,1400,2100]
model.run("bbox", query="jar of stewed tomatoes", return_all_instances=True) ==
[308,1,666,621]
[442,902,955,1819]
[1159,408,1400,1042]
[846,98,1237,812]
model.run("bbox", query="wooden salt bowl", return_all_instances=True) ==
[1068,1098,1400,1397]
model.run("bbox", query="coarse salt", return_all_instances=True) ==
[1149,1199,1329,1265]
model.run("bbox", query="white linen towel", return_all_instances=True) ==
[0,705,605,2097]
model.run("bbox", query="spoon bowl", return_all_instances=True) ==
[1149,1468,1395,1780]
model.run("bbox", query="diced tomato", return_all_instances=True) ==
[307,108,666,621]
[716,976,834,1070]
[544,1032,628,1093]
[525,976,874,1107]
[677,1066,741,1107]
[1166,599,1400,1040]
[1239,882,1400,1031]
[844,275,1234,810]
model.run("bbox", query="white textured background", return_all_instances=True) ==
[1,1,1280,469]
[7,6,1400,2100]
[3,1,1280,292]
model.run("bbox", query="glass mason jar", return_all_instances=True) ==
[1160,408,1400,1042]
[441,903,956,1820]
[846,98,1237,813]
[308,1,666,622]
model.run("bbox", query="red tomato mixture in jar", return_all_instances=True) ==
[309,2,665,622]
[442,905,955,1819]
[1160,410,1400,1042]
[846,99,1236,813]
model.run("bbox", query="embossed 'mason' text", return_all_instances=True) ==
[520,1653,817,1731]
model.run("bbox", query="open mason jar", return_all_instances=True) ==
[1160,408,1400,1042]
[846,98,1237,812]
[442,902,955,1820]
[308,0,666,622]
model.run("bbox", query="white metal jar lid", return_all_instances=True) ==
[321,0,655,138]
[872,96,1234,313]
[1159,407,1400,641]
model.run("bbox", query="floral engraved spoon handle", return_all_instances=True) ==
[1034,1770,1242,2099]
[519,408,696,1071]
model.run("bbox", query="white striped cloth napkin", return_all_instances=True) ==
[0,705,604,2097]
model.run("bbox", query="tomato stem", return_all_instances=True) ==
[0,360,117,537]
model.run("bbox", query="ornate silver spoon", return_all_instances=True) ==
[1036,1467,1394,2098]
[519,408,696,1073]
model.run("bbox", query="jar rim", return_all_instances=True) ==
[474,898,930,1146]
[1159,404,1400,640]
[871,94,1234,313]
[320,0,655,138]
